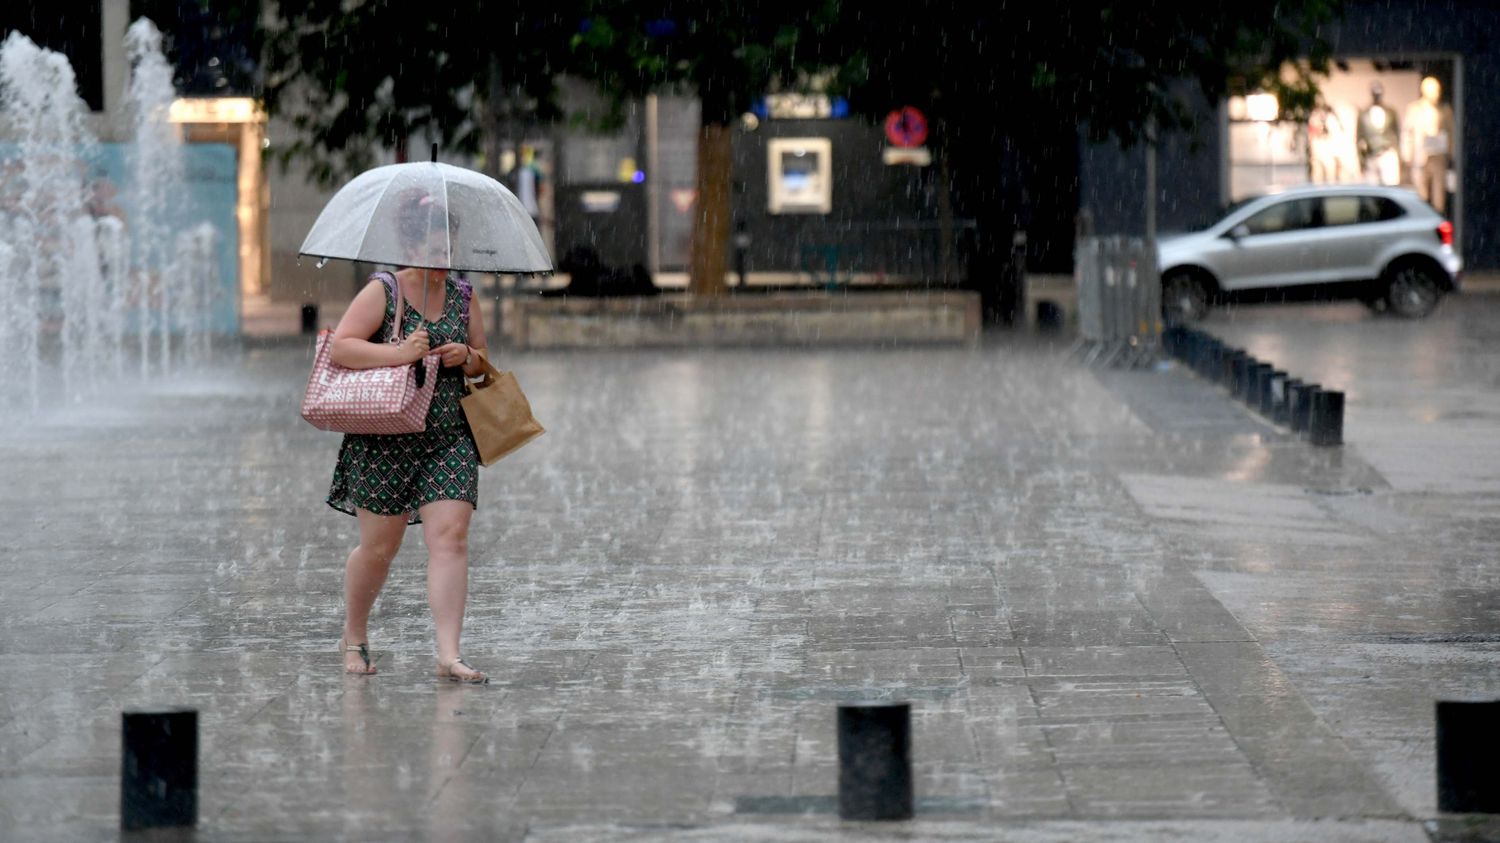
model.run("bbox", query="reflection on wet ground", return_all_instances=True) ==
[1,294,1497,841]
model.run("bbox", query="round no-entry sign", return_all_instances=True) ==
[884,106,928,148]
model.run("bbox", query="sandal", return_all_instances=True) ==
[436,656,488,684]
[339,637,376,675]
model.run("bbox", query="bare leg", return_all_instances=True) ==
[419,500,483,680]
[342,509,408,674]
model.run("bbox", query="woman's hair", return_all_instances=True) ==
[394,187,458,257]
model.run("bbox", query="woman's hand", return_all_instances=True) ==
[398,328,431,363]
[434,342,470,368]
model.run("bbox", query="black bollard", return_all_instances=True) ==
[1219,349,1235,387]
[121,708,197,830]
[1244,362,1271,405]
[1309,389,1345,447]
[1290,383,1320,433]
[1186,332,1207,373]
[838,702,913,821]
[300,303,319,334]
[1225,350,1248,390]
[1231,355,1251,397]
[1202,339,1225,380]
[1035,300,1064,332]
[1189,331,1208,367]
[1242,360,1266,402]
[1276,378,1302,425]
[1162,325,1181,357]
[1437,700,1500,813]
[1260,370,1286,417]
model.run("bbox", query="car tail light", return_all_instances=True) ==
[1437,220,1454,246]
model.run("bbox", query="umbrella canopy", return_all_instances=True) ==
[299,161,553,274]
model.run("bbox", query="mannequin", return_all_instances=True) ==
[1332,103,1363,182]
[1357,82,1402,186]
[1402,76,1456,212]
[1308,99,1358,183]
[511,145,544,226]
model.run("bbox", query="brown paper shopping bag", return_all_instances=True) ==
[460,357,545,465]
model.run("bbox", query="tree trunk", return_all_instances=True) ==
[481,55,504,180]
[948,127,1019,325]
[689,121,733,297]
[937,130,957,286]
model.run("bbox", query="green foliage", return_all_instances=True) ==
[260,0,575,186]
[826,0,1344,149]
[568,0,843,128]
[250,0,1344,201]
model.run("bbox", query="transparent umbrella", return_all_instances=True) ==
[298,156,553,274]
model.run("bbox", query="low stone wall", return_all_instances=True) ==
[502,290,982,350]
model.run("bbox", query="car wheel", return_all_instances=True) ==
[1384,261,1445,318]
[1161,271,1209,324]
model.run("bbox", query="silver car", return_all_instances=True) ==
[1157,184,1462,321]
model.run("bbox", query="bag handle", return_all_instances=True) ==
[376,270,427,389]
[375,271,406,345]
[462,353,497,395]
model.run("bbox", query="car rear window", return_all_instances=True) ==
[1324,197,1361,226]
[1365,197,1405,222]
[1324,195,1406,226]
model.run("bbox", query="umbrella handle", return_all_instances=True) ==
[394,273,427,390]
[409,273,428,390]
[411,274,435,389]
[409,272,437,392]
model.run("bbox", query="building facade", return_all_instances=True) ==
[553,92,962,291]
[1080,0,1500,272]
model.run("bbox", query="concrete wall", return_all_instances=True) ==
[263,119,367,305]
[506,290,981,350]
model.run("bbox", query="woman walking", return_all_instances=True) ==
[325,189,490,683]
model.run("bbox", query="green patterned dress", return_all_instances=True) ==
[326,275,478,524]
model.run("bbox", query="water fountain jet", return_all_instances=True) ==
[0,19,220,413]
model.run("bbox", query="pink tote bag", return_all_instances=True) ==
[301,273,440,435]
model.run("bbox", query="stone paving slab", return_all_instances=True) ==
[2,297,1499,840]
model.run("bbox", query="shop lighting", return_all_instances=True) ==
[1246,93,1280,122]
[168,97,261,123]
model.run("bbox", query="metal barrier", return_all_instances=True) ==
[1071,236,1162,367]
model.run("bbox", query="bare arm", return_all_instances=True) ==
[461,292,488,377]
[329,279,428,369]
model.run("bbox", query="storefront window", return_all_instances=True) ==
[1227,58,1459,217]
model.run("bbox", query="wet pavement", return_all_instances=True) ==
[2,291,1498,842]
